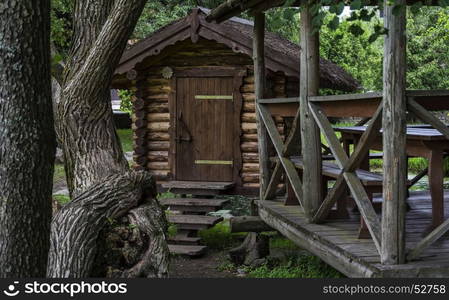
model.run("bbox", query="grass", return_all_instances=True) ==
[213,228,343,278]
[245,254,344,278]
[199,222,247,250]
[192,221,343,278]
[157,191,176,200]
[117,129,133,153]
[53,163,66,183]
[53,194,70,205]
[166,219,245,250]
[270,235,300,251]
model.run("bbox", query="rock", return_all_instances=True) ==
[237,268,247,275]
[209,210,233,219]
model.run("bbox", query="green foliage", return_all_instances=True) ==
[53,163,66,182]
[199,222,245,250]
[246,254,343,278]
[53,194,70,205]
[167,224,177,238]
[157,192,177,200]
[133,1,222,40]
[51,0,73,56]
[133,2,192,39]
[118,90,134,113]
[262,9,383,91]
[407,8,449,90]
[270,236,300,250]
[320,15,383,91]
[265,7,300,43]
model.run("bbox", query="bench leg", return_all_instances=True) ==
[358,191,374,239]
[285,179,299,206]
[328,182,350,220]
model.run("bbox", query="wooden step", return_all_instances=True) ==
[161,181,234,195]
[168,215,223,230]
[160,198,229,213]
[168,244,207,257]
[168,235,202,245]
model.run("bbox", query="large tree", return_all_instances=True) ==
[47,0,169,277]
[0,1,55,277]
[407,7,449,90]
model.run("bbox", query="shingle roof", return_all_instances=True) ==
[114,7,359,91]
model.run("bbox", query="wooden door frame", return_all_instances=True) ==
[168,66,247,186]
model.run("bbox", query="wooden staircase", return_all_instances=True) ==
[160,197,229,257]
[161,181,235,195]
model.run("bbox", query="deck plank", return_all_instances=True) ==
[258,190,449,278]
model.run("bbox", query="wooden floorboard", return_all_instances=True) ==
[258,190,449,278]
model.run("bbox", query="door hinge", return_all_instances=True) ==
[194,160,233,165]
[195,94,234,102]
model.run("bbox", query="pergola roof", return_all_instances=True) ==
[114,7,359,91]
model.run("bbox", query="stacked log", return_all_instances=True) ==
[132,88,148,170]
[240,73,287,189]
[143,77,171,182]
[240,75,259,189]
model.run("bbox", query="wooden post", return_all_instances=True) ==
[253,12,270,208]
[300,3,322,218]
[381,0,407,265]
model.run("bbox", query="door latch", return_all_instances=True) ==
[177,112,192,143]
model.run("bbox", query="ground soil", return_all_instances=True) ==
[169,251,237,278]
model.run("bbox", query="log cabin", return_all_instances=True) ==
[112,7,359,196]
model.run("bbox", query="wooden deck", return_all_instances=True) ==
[258,190,449,278]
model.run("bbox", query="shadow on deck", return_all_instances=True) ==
[258,190,449,278]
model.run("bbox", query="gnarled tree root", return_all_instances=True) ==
[47,170,169,278]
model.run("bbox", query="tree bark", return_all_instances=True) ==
[48,0,169,277]
[0,1,55,277]
[59,0,143,196]
[47,171,168,277]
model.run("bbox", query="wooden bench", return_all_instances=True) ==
[290,156,410,239]
[292,157,383,186]
[321,152,384,161]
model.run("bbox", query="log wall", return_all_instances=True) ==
[131,38,298,193]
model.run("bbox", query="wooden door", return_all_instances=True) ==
[176,77,235,182]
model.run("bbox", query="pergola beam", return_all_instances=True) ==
[300,2,322,217]
[381,0,407,265]
[206,0,294,23]
[253,12,271,209]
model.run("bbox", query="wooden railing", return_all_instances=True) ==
[256,90,449,260]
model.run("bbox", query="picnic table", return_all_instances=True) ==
[336,125,449,229]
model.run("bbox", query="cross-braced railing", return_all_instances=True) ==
[256,90,449,259]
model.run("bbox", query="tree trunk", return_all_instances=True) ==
[0,1,55,277]
[47,171,168,277]
[58,0,134,196]
[48,0,169,277]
